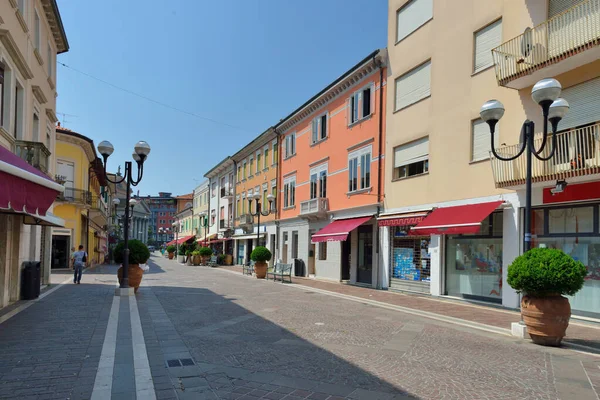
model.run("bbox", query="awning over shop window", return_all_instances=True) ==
[0,145,64,217]
[22,212,65,228]
[311,216,372,243]
[410,201,503,235]
[176,235,195,244]
[377,211,430,227]
[231,233,266,241]
[197,233,217,244]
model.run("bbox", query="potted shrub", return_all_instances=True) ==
[507,247,587,346]
[177,243,187,263]
[191,250,201,266]
[217,254,225,265]
[166,245,176,259]
[198,247,212,265]
[251,246,272,279]
[114,239,151,293]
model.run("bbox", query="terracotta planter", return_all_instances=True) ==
[168,252,174,260]
[254,261,268,279]
[117,265,144,293]
[224,254,233,265]
[521,294,571,346]
[201,256,209,265]
[192,255,201,266]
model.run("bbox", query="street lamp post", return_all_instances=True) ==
[248,193,275,245]
[480,78,569,321]
[97,140,151,289]
[173,218,180,260]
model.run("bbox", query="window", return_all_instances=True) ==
[17,0,25,15]
[348,146,371,192]
[211,182,216,197]
[311,113,328,144]
[237,165,241,182]
[32,112,40,142]
[262,183,268,207]
[256,153,261,173]
[310,164,327,199]
[0,66,4,127]
[47,43,53,77]
[349,85,373,125]
[292,231,299,258]
[474,20,502,73]
[249,157,254,176]
[271,179,277,199]
[272,142,278,165]
[236,196,241,217]
[471,119,498,162]
[14,82,23,138]
[395,61,431,111]
[34,10,40,50]
[220,176,226,191]
[393,137,429,179]
[243,161,247,179]
[318,242,327,260]
[285,133,296,158]
[283,177,296,208]
[264,148,269,169]
[396,0,433,43]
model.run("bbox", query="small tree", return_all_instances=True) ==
[166,245,176,254]
[250,246,272,263]
[198,247,213,257]
[114,239,150,265]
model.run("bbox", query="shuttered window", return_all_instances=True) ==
[473,19,502,73]
[548,0,582,18]
[557,77,600,131]
[396,0,433,43]
[394,137,429,168]
[394,61,431,111]
[472,119,498,162]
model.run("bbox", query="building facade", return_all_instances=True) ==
[193,180,209,243]
[276,49,387,286]
[142,192,176,245]
[0,0,69,308]
[204,157,235,257]
[382,0,600,317]
[173,193,194,243]
[231,128,278,266]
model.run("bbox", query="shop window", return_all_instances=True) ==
[391,233,431,283]
[549,206,594,234]
[318,242,327,260]
[393,137,429,180]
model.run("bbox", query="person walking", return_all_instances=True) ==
[72,245,87,284]
[69,247,76,270]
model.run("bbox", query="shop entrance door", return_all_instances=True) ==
[341,239,351,280]
[357,226,373,284]
[237,242,245,265]
[246,239,253,265]
[308,243,316,275]
[51,235,70,269]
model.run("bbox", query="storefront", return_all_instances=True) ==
[378,212,432,294]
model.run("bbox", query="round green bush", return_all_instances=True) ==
[191,250,200,256]
[250,246,272,262]
[166,245,176,253]
[198,247,213,257]
[114,239,151,265]
[507,247,587,297]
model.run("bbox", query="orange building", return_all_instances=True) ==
[275,49,387,287]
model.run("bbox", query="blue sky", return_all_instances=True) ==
[56,0,387,196]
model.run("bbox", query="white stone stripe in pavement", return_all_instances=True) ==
[129,294,156,400]
[91,295,120,399]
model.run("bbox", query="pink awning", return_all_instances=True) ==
[0,145,63,217]
[311,216,372,243]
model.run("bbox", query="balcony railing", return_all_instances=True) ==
[299,198,328,218]
[56,188,92,205]
[14,140,51,175]
[219,219,232,230]
[90,194,110,217]
[220,187,233,198]
[238,214,254,225]
[491,123,600,188]
[492,0,600,87]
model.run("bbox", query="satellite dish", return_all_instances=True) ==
[520,27,532,57]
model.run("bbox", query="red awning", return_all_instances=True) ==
[377,211,430,227]
[177,235,195,244]
[311,216,372,243]
[410,201,503,235]
[0,145,63,217]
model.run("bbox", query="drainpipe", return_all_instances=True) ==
[375,55,384,289]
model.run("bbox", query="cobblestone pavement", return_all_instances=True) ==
[140,255,600,400]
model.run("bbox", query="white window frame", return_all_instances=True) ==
[311,112,328,144]
[34,9,41,50]
[473,19,502,74]
[349,83,374,126]
[283,176,296,209]
[396,0,433,43]
[242,161,247,180]
[272,140,278,165]
[393,137,430,180]
[394,60,431,112]
[249,156,254,177]
[348,145,372,193]
[309,163,328,199]
[285,133,296,158]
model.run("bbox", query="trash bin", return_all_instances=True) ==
[21,261,41,300]
[294,258,305,277]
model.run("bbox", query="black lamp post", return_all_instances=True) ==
[248,193,275,244]
[97,140,151,289]
[480,78,570,254]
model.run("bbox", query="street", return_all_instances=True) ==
[0,255,598,400]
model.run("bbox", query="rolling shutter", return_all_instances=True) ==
[557,77,600,131]
[394,61,431,111]
[396,0,433,42]
[472,119,499,161]
[548,0,582,18]
[474,20,502,73]
[394,137,429,168]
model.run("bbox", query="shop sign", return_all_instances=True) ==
[543,181,600,204]
[378,216,425,227]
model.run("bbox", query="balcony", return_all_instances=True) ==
[220,187,233,198]
[219,218,233,230]
[492,0,600,89]
[56,188,92,206]
[299,198,328,219]
[14,140,51,175]
[89,194,110,226]
[491,123,600,188]
[238,213,254,226]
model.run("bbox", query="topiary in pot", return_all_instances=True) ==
[114,239,150,293]
[166,245,176,259]
[198,247,212,265]
[508,247,587,346]
[250,246,272,279]
[191,250,201,266]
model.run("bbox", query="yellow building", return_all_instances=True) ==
[51,126,110,269]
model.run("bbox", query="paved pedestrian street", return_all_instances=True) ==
[0,256,599,400]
